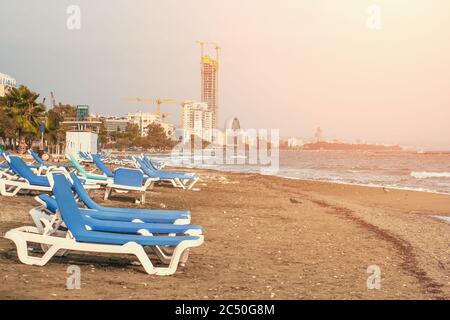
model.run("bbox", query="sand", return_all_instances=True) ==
[0,169,449,299]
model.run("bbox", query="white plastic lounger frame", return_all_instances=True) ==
[4,215,203,275]
[174,177,199,190]
[28,203,196,265]
[0,177,52,196]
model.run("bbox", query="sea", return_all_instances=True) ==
[146,150,450,195]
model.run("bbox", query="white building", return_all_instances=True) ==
[65,131,98,155]
[127,111,174,137]
[287,137,305,148]
[180,101,213,142]
[0,72,17,97]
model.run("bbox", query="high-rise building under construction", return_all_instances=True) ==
[198,42,220,129]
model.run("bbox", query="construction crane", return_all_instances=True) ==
[196,41,220,61]
[125,97,183,120]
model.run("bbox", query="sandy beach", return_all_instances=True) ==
[0,168,449,300]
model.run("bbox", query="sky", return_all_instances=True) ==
[1,0,450,150]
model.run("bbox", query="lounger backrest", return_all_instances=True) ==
[113,168,144,187]
[144,156,159,170]
[69,172,101,210]
[92,155,114,177]
[9,156,42,184]
[136,158,156,177]
[67,154,86,174]
[29,150,45,165]
[52,174,85,237]
[37,194,58,214]
[1,153,17,174]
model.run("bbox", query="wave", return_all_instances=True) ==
[411,171,450,179]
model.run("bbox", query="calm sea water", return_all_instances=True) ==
[149,150,450,194]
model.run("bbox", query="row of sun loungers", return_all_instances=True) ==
[0,150,204,275]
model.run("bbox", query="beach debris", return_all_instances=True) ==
[191,188,201,191]
[289,197,302,204]
[131,261,141,266]
[383,187,390,193]
[160,203,167,209]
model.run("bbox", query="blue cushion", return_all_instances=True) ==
[113,168,143,187]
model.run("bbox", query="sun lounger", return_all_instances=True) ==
[33,193,190,225]
[5,173,203,275]
[31,193,199,265]
[68,172,190,219]
[103,167,157,204]
[0,154,53,196]
[135,157,199,190]
[0,154,99,196]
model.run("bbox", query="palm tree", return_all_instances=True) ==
[0,85,46,153]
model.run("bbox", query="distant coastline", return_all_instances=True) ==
[301,141,402,151]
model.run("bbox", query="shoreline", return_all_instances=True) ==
[170,165,450,196]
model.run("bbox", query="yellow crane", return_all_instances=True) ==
[196,41,220,60]
[125,97,182,120]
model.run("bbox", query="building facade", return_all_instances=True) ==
[0,72,17,97]
[201,55,219,128]
[104,117,129,133]
[127,111,174,137]
[76,105,90,121]
[180,101,213,142]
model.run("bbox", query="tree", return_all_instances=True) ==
[139,123,175,150]
[44,104,76,154]
[0,108,18,149]
[98,120,108,146]
[106,123,138,149]
[125,123,140,141]
[0,85,46,153]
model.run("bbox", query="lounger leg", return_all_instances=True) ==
[152,246,172,264]
[104,187,112,200]
[0,181,21,196]
[174,178,185,189]
[134,239,203,276]
[7,233,60,266]
[179,248,190,267]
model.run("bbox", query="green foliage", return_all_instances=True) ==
[98,120,108,146]
[0,85,46,152]
[45,103,77,144]
[141,123,175,149]
[107,123,140,149]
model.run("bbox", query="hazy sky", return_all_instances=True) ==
[1,0,450,149]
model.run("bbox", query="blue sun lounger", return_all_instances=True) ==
[5,173,204,275]
[35,192,190,224]
[0,154,52,195]
[0,155,97,196]
[135,157,199,190]
[33,194,201,234]
[69,172,188,217]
